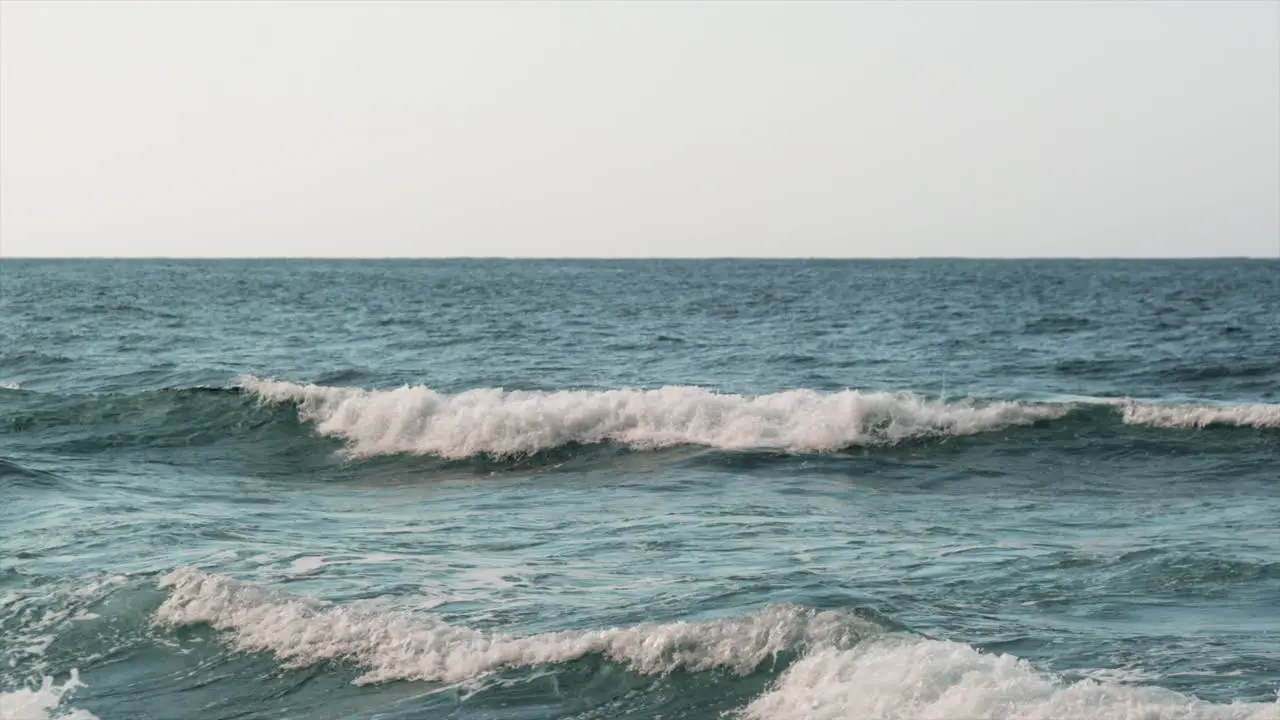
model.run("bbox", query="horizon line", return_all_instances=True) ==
[0,255,1273,262]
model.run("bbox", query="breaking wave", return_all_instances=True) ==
[743,642,1279,720]
[7,379,1275,461]
[156,569,1279,719]
[238,377,1280,459]
[238,376,1068,458]
[155,568,870,685]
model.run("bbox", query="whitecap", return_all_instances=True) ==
[1121,402,1280,430]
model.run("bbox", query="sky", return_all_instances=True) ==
[1,1,1277,259]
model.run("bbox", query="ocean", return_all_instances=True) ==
[1,258,1277,720]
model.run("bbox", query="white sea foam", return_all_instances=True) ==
[239,376,1065,458]
[742,640,1280,720]
[0,380,21,390]
[155,568,870,685]
[1121,402,1280,430]
[0,671,98,720]
[2,574,129,683]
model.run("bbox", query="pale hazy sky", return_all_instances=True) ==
[1,1,1277,258]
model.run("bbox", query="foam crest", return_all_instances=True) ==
[0,671,98,720]
[742,639,1279,720]
[1122,402,1280,430]
[155,568,872,685]
[240,376,1065,458]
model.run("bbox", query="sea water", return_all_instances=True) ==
[1,259,1277,719]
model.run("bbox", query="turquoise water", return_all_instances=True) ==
[1,259,1277,719]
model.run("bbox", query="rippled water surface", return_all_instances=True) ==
[1,259,1277,719]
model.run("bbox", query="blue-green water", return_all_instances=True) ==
[1,259,1277,720]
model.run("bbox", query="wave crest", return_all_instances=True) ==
[239,377,1065,459]
[155,568,870,685]
[156,569,1279,719]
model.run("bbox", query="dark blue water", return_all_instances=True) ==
[2,259,1277,720]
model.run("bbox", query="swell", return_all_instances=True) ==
[0,387,294,454]
[0,458,65,486]
[1160,361,1278,383]
[153,569,1280,720]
